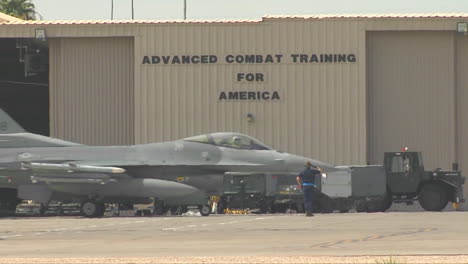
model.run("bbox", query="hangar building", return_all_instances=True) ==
[0,12,467,207]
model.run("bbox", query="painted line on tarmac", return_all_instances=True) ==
[1,215,278,238]
[311,227,439,249]
[162,216,277,232]
[0,217,171,239]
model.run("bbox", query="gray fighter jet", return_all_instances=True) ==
[0,108,336,217]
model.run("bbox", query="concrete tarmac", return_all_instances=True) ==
[0,212,467,263]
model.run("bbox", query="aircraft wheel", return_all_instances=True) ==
[39,204,47,216]
[143,210,151,216]
[81,200,102,218]
[199,204,211,216]
[153,200,166,216]
[418,183,449,211]
[170,206,182,215]
[217,199,226,214]
[56,206,64,216]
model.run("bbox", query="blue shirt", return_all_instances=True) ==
[299,167,320,185]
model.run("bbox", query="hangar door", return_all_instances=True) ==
[456,35,468,191]
[49,37,134,145]
[367,31,456,170]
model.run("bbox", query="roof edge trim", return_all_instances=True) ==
[0,12,23,22]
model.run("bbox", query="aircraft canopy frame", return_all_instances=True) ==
[183,133,271,150]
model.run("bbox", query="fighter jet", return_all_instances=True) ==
[0,108,336,217]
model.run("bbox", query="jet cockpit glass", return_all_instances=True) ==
[183,134,210,143]
[184,133,271,150]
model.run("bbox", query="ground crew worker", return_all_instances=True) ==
[297,161,321,217]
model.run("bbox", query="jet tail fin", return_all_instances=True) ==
[0,108,83,148]
[0,108,26,134]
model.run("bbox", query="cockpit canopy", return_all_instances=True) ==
[183,133,271,150]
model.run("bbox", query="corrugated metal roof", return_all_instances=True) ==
[0,18,261,25]
[1,13,468,25]
[263,13,468,20]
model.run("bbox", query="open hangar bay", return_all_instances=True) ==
[0,13,468,208]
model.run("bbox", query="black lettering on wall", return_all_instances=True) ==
[152,56,160,64]
[219,92,227,100]
[142,56,151,64]
[143,53,357,64]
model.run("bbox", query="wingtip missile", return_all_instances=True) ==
[21,162,126,174]
[111,167,126,173]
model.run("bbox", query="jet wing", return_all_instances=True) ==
[225,172,298,176]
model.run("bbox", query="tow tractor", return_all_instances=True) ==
[379,150,465,211]
[209,150,465,214]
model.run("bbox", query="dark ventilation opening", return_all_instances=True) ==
[0,38,49,136]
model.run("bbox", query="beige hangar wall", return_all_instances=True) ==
[133,20,366,165]
[49,37,135,145]
[1,17,467,170]
[1,16,468,208]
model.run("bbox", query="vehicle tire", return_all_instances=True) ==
[335,199,350,213]
[268,204,277,213]
[379,192,393,212]
[81,200,100,218]
[355,200,367,213]
[199,204,211,216]
[296,202,305,213]
[365,201,381,213]
[418,183,449,211]
[257,199,268,214]
[317,194,334,213]
[275,204,287,213]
